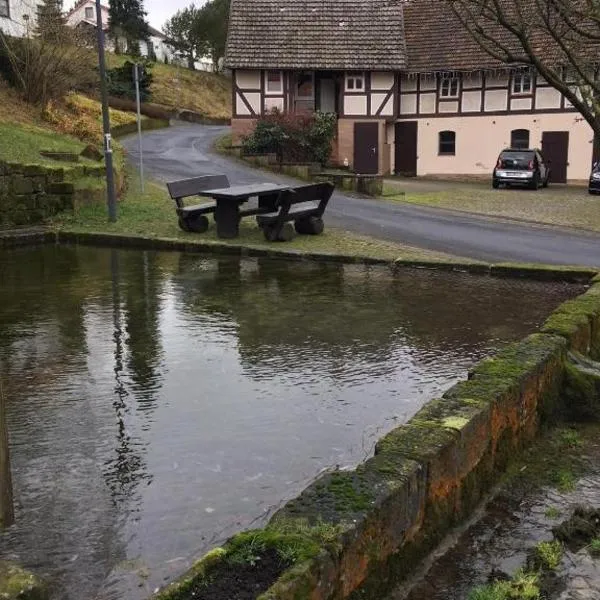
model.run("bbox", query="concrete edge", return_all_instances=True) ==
[2,229,598,285]
[148,280,600,598]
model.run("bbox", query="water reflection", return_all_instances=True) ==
[0,379,14,528]
[0,246,583,600]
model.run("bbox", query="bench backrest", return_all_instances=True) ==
[285,182,334,216]
[166,174,230,208]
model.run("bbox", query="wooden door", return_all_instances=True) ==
[541,131,569,183]
[353,122,379,174]
[395,121,418,176]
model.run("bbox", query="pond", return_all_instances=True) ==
[0,245,583,600]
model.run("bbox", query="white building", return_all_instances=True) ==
[0,0,44,37]
[66,0,174,63]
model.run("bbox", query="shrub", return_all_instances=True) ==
[0,29,95,107]
[106,60,153,102]
[242,109,337,165]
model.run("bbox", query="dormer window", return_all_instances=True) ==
[440,76,459,98]
[0,0,9,18]
[512,71,532,94]
[265,70,283,94]
[85,6,94,19]
[345,73,364,92]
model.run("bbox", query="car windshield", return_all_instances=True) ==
[498,151,534,170]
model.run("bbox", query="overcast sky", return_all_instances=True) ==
[64,0,205,31]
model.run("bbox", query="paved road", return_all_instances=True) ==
[122,124,600,267]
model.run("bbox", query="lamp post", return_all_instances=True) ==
[95,0,117,222]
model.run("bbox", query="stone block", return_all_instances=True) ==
[11,176,33,195]
[45,168,65,183]
[31,176,47,192]
[23,165,47,177]
[80,144,104,161]
[47,182,75,195]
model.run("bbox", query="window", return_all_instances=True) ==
[84,6,94,19]
[512,71,532,94]
[0,0,9,18]
[440,76,459,98]
[265,70,283,94]
[510,129,530,149]
[439,131,456,155]
[297,71,314,99]
[345,73,364,92]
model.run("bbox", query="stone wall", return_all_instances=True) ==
[0,162,75,228]
[152,273,600,600]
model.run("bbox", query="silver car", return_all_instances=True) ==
[492,149,550,190]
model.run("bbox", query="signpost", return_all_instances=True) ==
[133,63,145,193]
[95,0,117,222]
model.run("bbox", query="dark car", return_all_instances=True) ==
[589,162,600,195]
[492,149,550,190]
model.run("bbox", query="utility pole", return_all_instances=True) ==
[95,0,117,222]
[133,63,145,193]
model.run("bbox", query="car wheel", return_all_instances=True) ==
[492,179,500,189]
[529,173,540,190]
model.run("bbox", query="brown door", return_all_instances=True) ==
[541,131,569,183]
[353,122,379,174]
[395,121,418,176]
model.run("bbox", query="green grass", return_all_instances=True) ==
[533,540,563,570]
[468,570,540,600]
[558,428,583,448]
[588,538,600,556]
[0,121,86,166]
[551,468,576,493]
[383,182,600,234]
[52,171,466,262]
[544,507,561,520]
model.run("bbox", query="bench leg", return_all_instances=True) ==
[215,202,241,239]
[186,214,210,233]
[263,222,295,242]
[295,216,324,235]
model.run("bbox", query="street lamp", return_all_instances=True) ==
[95,0,117,222]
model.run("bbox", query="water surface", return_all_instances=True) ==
[0,245,582,599]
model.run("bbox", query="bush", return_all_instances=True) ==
[0,30,95,107]
[242,110,337,165]
[106,60,153,102]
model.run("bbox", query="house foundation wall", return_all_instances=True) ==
[231,119,258,145]
[337,118,391,175]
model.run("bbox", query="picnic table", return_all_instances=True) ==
[202,182,291,239]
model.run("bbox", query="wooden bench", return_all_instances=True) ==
[256,182,334,241]
[166,174,229,233]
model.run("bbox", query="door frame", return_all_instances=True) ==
[353,122,379,175]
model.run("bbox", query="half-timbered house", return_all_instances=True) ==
[225,0,596,182]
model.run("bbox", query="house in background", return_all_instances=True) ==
[225,0,596,182]
[66,0,174,63]
[0,0,44,37]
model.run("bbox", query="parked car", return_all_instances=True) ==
[589,162,600,195]
[492,149,550,190]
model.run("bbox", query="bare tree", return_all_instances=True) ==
[447,0,600,136]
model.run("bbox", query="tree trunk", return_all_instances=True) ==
[187,53,195,70]
[0,380,14,529]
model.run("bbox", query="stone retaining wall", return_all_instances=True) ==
[0,161,75,228]
[151,270,600,600]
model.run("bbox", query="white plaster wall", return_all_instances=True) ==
[439,101,458,113]
[344,95,367,116]
[371,71,394,90]
[462,90,481,112]
[419,74,436,91]
[486,73,509,87]
[408,112,593,179]
[463,72,482,89]
[484,89,508,111]
[264,96,284,112]
[236,70,261,89]
[371,93,393,116]
[510,97,532,111]
[400,75,417,92]
[400,94,417,115]
[535,87,562,110]
[419,93,436,114]
[0,0,43,37]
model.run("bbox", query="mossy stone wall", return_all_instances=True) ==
[0,161,75,228]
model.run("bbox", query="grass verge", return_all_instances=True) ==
[52,172,467,263]
[383,181,600,233]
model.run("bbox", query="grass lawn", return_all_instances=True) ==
[106,55,231,120]
[383,180,600,232]
[53,173,468,263]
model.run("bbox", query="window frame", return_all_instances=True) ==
[296,70,315,100]
[264,70,283,95]
[84,5,95,19]
[345,73,365,92]
[512,71,532,95]
[0,0,10,19]
[440,76,460,99]
[438,130,456,156]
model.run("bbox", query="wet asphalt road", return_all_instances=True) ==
[121,123,600,266]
